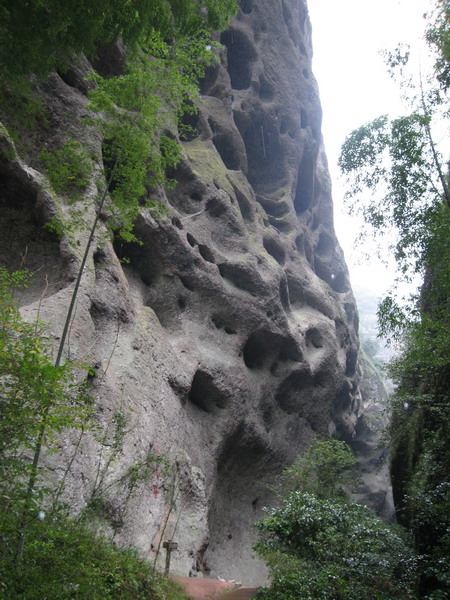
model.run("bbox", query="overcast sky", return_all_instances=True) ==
[307,0,434,296]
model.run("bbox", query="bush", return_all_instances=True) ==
[0,509,189,600]
[255,491,417,600]
[280,439,357,499]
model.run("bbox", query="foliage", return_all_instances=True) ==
[255,493,416,600]
[426,0,450,90]
[280,438,357,499]
[339,4,450,598]
[0,508,190,600]
[339,110,446,297]
[0,0,237,80]
[256,439,416,600]
[39,140,94,196]
[82,411,171,533]
[85,28,218,242]
[256,493,416,600]
[1,0,235,577]
[388,319,450,598]
[0,268,93,516]
[0,78,48,135]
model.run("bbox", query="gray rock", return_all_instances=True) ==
[0,0,363,585]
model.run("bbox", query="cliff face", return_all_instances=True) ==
[350,351,395,522]
[0,0,360,584]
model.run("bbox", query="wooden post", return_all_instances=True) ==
[163,540,178,575]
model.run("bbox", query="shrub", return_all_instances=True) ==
[0,509,189,600]
[255,491,417,600]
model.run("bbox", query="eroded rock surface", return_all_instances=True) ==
[0,0,360,584]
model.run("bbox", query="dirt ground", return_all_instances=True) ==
[172,576,259,600]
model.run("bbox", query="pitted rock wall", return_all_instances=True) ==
[0,0,360,584]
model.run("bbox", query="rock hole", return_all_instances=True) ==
[0,158,66,304]
[172,217,183,230]
[305,328,323,349]
[179,104,201,141]
[179,275,195,291]
[263,237,286,265]
[302,68,310,80]
[89,298,129,330]
[190,191,202,202]
[56,65,90,94]
[188,370,229,413]
[344,302,359,331]
[258,76,275,103]
[331,271,348,293]
[233,110,282,186]
[242,329,275,369]
[257,196,289,218]
[198,245,215,263]
[315,262,349,293]
[211,315,237,334]
[92,41,126,77]
[199,62,220,96]
[206,197,227,218]
[212,134,241,170]
[268,215,293,234]
[278,337,303,362]
[205,424,280,575]
[166,158,195,187]
[220,28,257,90]
[242,328,300,369]
[316,232,334,256]
[335,319,349,348]
[218,263,262,295]
[231,183,254,222]
[187,233,197,247]
[345,347,358,377]
[294,145,317,213]
[178,296,187,310]
[300,108,309,128]
[113,237,158,287]
[275,367,313,414]
[240,0,252,14]
[279,118,289,134]
[279,277,290,310]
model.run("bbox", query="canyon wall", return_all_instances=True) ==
[0,0,361,584]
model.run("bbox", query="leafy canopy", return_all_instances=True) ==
[339,4,450,597]
[255,439,416,600]
[0,0,237,79]
[280,438,356,499]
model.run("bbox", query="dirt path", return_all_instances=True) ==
[173,577,259,600]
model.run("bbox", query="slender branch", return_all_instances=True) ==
[419,73,450,213]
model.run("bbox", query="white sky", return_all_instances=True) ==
[307,0,434,296]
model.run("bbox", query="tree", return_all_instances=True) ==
[0,0,237,79]
[338,4,450,597]
[280,438,356,499]
[255,440,417,600]
[0,268,93,559]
